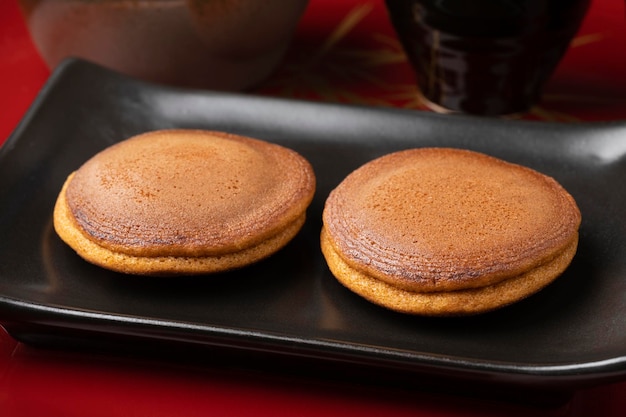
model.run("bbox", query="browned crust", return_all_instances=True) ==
[63,129,315,257]
[322,147,581,292]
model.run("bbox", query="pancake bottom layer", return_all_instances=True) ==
[54,179,306,276]
[321,227,578,316]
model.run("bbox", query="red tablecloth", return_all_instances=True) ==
[1,0,626,416]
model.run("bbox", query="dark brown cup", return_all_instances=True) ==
[385,0,590,116]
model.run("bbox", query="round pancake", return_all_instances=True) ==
[321,147,581,315]
[53,129,316,275]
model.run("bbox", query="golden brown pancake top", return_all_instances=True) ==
[323,147,581,292]
[65,130,315,257]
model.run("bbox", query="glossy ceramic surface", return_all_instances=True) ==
[1,59,626,390]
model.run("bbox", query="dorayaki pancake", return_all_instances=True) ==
[53,129,316,275]
[321,147,581,316]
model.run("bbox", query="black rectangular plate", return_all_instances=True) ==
[2,59,626,391]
